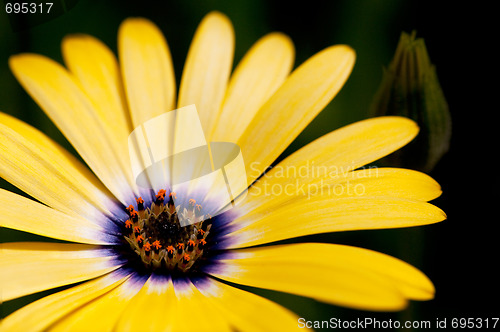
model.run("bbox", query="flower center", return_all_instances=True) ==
[121,189,212,273]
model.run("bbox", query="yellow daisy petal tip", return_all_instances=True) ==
[197,10,235,39]
[371,115,421,146]
[61,34,101,53]
[420,280,436,301]
[8,53,40,72]
[61,33,94,44]
[9,54,63,90]
[330,43,356,55]
[204,10,232,24]
[393,115,420,139]
[118,17,164,41]
[120,16,156,28]
[417,201,447,225]
[415,171,443,201]
[307,44,356,80]
[324,44,357,66]
[437,206,447,221]
[9,53,64,78]
[263,31,295,54]
[61,34,111,69]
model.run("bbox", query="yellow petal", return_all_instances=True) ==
[0,242,122,301]
[237,116,422,216]
[248,115,418,188]
[238,45,355,184]
[49,276,144,332]
[224,197,445,249]
[239,167,442,218]
[172,279,232,332]
[118,17,176,128]
[116,276,232,332]
[177,11,234,138]
[8,54,136,204]
[62,34,132,142]
[62,34,140,196]
[0,112,119,224]
[0,189,114,245]
[341,167,442,201]
[211,32,294,142]
[194,277,303,331]
[208,243,433,311]
[114,276,176,332]
[315,167,441,201]
[0,271,128,332]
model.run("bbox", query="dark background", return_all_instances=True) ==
[1,0,498,328]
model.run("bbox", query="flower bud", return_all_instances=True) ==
[370,31,451,172]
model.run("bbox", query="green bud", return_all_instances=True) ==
[370,31,451,172]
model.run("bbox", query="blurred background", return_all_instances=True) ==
[1,0,498,328]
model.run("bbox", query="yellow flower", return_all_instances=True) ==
[0,11,445,331]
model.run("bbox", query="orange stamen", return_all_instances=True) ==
[136,197,145,212]
[126,205,135,215]
[187,240,196,251]
[152,240,162,250]
[155,189,167,204]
